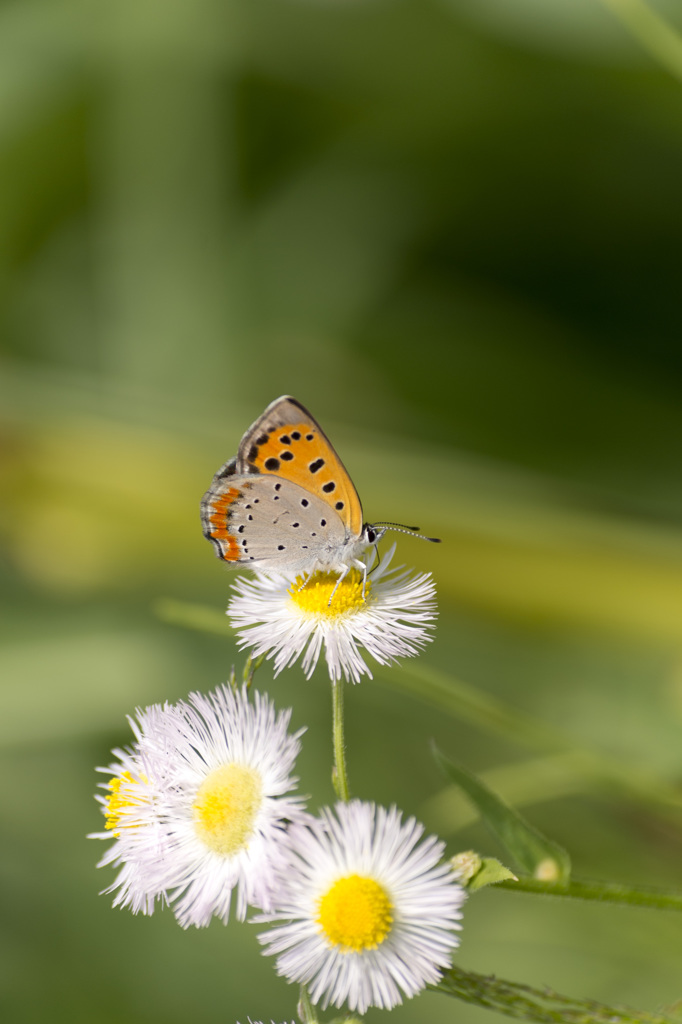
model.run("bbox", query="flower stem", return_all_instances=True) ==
[298,985,319,1024]
[436,963,678,1023]
[494,875,682,913]
[331,677,351,802]
[243,651,266,688]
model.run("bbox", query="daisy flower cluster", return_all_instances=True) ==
[92,681,466,1014]
[92,535,465,1016]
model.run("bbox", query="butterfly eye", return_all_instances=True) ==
[366,528,377,544]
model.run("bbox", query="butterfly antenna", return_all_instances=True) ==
[373,522,441,543]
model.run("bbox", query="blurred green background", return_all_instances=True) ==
[3,0,682,1021]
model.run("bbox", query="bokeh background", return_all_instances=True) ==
[3,0,682,1021]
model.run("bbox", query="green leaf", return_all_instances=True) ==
[469,856,519,891]
[378,663,682,814]
[451,850,518,890]
[433,745,571,882]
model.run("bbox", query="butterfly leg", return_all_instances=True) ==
[295,569,314,593]
[328,563,351,606]
[359,559,368,600]
[348,556,370,600]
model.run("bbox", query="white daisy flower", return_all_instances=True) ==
[227,544,437,684]
[257,800,466,1014]
[91,685,308,928]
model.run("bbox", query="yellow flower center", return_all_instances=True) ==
[317,874,394,952]
[289,569,370,618]
[192,763,262,855]
[104,771,147,834]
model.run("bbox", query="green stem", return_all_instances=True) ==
[298,985,319,1024]
[596,0,682,83]
[243,651,266,688]
[331,677,350,802]
[494,876,682,913]
[436,963,679,1023]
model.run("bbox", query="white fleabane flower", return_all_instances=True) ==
[227,545,436,683]
[257,800,466,1014]
[90,685,307,928]
[90,700,182,915]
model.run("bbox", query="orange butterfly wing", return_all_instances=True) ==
[235,396,364,538]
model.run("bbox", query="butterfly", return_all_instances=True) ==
[200,395,438,579]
